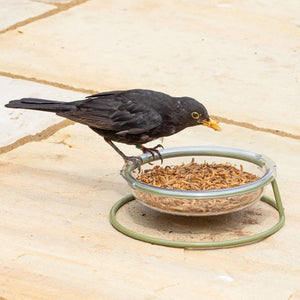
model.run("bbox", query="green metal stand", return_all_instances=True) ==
[109,179,285,249]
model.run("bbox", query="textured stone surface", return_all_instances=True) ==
[0,0,299,134]
[0,0,55,31]
[0,123,299,300]
[0,76,86,147]
[0,0,299,299]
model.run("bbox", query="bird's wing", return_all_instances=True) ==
[58,92,162,134]
[85,90,124,98]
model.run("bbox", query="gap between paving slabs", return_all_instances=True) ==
[0,119,74,155]
[0,0,89,34]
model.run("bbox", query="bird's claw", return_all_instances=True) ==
[140,144,164,164]
[124,156,143,172]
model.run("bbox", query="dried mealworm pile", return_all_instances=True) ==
[134,159,262,215]
[137,158,259,191]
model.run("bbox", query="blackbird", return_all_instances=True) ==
[5,89,220,167]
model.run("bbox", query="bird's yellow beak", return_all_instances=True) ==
[200,118,221,131]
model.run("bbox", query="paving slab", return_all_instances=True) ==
[0,76,86,147]
[0,0,299,135]
[0,0,55,32]
[0,122,299,299]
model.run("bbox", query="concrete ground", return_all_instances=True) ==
[0,0,299,299]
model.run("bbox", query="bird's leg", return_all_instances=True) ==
[136,144,164,164]
[104,138,142,171]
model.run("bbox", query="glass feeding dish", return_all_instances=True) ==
[121,146,277,216]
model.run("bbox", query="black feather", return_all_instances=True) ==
[5,98,76,112]
[5,89,212,147]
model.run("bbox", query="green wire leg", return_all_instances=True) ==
[109,180,285,249]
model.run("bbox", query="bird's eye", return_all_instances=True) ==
[191,112,200,119]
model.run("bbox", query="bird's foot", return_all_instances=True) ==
[124,155,143,172]
[138,144,164,164]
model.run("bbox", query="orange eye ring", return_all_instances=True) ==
[191,112,200,119]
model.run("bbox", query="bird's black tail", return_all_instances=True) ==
[5,98,75,113]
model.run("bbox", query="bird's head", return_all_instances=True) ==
[181,97,221,131]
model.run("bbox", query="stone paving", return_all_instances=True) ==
[0,1,299,299]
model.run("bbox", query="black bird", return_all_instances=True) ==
[5,89,221,166]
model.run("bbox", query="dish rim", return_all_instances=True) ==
[121,146,276,199]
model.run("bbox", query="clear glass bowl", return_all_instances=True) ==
[121,146,276,216]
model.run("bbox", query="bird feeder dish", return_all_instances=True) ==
[110,146,285,249]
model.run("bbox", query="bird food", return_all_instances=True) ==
[135,159,263,215]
